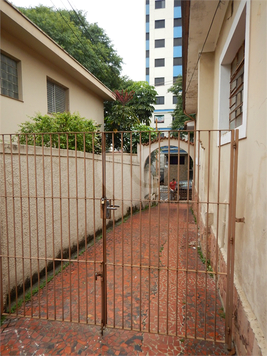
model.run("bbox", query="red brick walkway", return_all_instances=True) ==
[0,203,230,355]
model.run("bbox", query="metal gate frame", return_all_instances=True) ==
[0,129,238,347]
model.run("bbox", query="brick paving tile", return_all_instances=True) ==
[1,204,231,355]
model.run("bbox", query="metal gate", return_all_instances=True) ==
[0,130,238,347]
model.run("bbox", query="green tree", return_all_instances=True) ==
[17,112,101,153]
[126,81,157,125]
[18,6,123,89]
[168,76,189,133]
[104,88,157,152]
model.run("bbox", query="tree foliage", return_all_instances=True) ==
[125,81,157,125]
[104,82,157,150]
[17,112,101,153]
[168,76,188,132]
[18,6,123,89]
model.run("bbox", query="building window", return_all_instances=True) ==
[155,19,165,29]
[146,33,149,40]
[173,96,178,104]
[146,15,149,22]
[174,0,181,7]
[174,18,182,27]
[229,41,245,129]
[0,53,19,99]
[173,57,182,66]
[155,39,165,48]
[218,1,249,142]
[146,0,149,4]
[47,79,68,113]
[174,38,182,46]
[155,77,164,86]
[156,96,164,105]
[155,0,165,9]
[154,115,164,123]
[146,68,149,75]
[155,58,165,67]
[146,50,149,58]
[173,76,178,83]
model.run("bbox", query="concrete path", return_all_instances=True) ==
[1,203,230,355]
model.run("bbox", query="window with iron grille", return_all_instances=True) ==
[0,53,19,99]
[229,41,245,129]
[47,80,67,113]
[155,20,165,29]
[155,77,164,86]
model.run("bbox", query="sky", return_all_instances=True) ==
[10,0,145,82]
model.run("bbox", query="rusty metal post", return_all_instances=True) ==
[101,132,107,334]
[226,130,239,350]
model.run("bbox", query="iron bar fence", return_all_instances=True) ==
[0,130,238,345]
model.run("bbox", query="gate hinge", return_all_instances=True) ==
[235,217,245,223]
[230,237,234,244]
[227,326,231,335]
[233,141,237,149]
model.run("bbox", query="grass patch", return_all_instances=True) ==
[219,307,225,319]
[197,247,213,277]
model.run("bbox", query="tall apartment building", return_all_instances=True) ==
[146,0,182,133]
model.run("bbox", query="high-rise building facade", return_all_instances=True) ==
[146,0,182,133]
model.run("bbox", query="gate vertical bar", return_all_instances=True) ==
[101,132,107,333]
[226,130,239,350]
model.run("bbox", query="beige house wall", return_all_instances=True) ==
[0,29,105,134]
[0,143,141,306]
[195,0,267,353]
[0,0,115,134]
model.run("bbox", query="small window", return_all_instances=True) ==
[174,38,182,46]
[229,42,245,129]
[0,53,19,99]
[155,77,164,86]
[146,68,149,75]
[155,19,165,29]
[47,79,68,113]
[155,39,165,48]
[146,50,150,58]
[146,15,149,22]
[173,96,178,104]
[154,115,164,123]
[173,57,182,66]
[146,0,149,4]
[156,96,164,105]
[155,0,165,9]
[170,156,185,165]
[174,18,182,27]
[174,0,181,7]
[155,58,165,67]
[146,33,149,40]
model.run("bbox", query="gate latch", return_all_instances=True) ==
[95,262,103,281]
[100,198,119,219]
